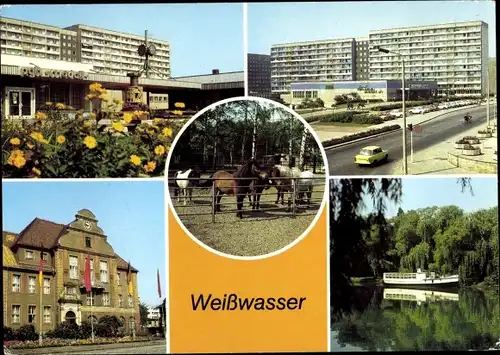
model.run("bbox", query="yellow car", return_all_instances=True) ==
[354,146,389,166]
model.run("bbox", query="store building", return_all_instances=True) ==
[289,80,438,107]
[2,209,140,333]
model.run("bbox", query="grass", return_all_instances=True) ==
[170,176,326,257]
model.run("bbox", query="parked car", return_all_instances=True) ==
[389,109,403,118]
[354,146,389,166]
[409,106,428,114]
[380,112,395,120]
[438,103,450,109]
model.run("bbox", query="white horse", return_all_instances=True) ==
[173,169,201,206]
[296,170,315,207]
[272,165,302,212]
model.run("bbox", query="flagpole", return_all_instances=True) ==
[90,290,94,343]
[39,275,42,346]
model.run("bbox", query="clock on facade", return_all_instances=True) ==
[83,221,92,230]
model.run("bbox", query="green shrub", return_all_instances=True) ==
[46,321,81,339]
[15,325,38,341]
[96,316,123,338]
[352,115,383,125]
[4,326,14,341]
[322,124,401,148]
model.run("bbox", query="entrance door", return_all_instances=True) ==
[5,87,35,119]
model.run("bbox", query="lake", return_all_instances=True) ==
[330,286,500,351]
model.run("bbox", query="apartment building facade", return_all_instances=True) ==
[270,38,356,96]
[1,17,171,79]
[2,209,140,333]
[355,38,370,80]
[248,53,272,99]
[369,21,489,96]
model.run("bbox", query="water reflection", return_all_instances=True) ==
[330,286,499,352]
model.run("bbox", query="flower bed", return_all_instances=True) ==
[2,83,185,178]
[5,336,153,349]
[462,136,480,145]
[462,144,482,156]
[454,138,469,149]
[477,130,492,139]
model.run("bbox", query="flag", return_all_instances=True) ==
[84,255,92,293]
[127,261,133,295]
[38,252,44,288]
[157,268,162,298]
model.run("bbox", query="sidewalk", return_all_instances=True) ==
[392,119,498,175]
[312,103,489,143]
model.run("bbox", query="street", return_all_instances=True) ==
[8,340,167,355]
[327,105,490,176]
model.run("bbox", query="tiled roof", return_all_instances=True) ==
[13,218,67,249]
[115,254,138,272]
[3,245,18,267]
[3,231,17,247]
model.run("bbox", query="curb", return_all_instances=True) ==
[322,104,489,150]
[447,152,498,174]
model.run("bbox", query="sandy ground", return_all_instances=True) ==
[169,179,326,257]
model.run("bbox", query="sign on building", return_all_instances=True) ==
[20,67,89,80]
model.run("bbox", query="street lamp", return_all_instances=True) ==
[375,46,408,175]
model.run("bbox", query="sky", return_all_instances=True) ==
[247,1,496,57]
[2,180,165,306]
[1,4,243,76]
[361,177,498,218]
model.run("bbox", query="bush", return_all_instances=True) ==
[16,325,38,341]
[478,130,490,134]
[456,138,468,144]
[322,124,401,148]
[46,321,81,339]
[463,144,479,150]
[318,111,383,125]
[2,82,183,178]
[352,115,383,125]
[4,326,14,341]
[95,316,123,338]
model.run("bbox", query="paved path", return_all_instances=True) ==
[9,340,166,355]
[326,105,492,176]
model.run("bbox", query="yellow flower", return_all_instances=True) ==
[153,118,162,125]
[113,98,124,105]
[143,161,157,173]
[112,121,125,132]
[162,127,173,137]
[174,102,185,109]
[133,110,148,119]
[83,136,97,149]
[7,149,27,169]
[83,120,92,128]
[100,94,109,101]
[26,142,35,149]
[10,137,21,146]
[123,112,133,124]
[172,110,183,116]
[32,167,41,176]
[66,105,75,110]
[89,83,103,92]
[154,145,166,156]
[86,94,96,100]
[56,135,66,144]
[89,112,96,120]
[55,103,66,110]
[45,101,53,106]
[129,154,142,166]
[35,112,47,121]
[30,132,48,144]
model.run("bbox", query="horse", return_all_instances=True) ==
[172,169,201,206]
[268,165,302,212]
[212,159,266,219]
[295,170,315,207]
[247,167,274,210]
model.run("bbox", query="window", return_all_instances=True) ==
[85,237,92,248]
[119,294,123,307]
[28,276,36,294]
[25,250,34,259]
[12,274,21,292]
[12,305,20,324]
[86,293,94,306]
[69,256,78,279]
[117,272,121,286]
[90,259,95,285]
[43,306,51,323]
[128,295,133,307]
[28,305,36,323]
[44,278,50,294]
[66,286,77,295]
[100,260,108,283]
[103,292,110,306]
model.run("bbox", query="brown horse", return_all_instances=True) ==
[212,159,266,219]
[246,168,273,210]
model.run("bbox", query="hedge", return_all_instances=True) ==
[322,124,401,148]
[319,111,384,125]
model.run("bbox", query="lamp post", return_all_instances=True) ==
[375,46,408,175]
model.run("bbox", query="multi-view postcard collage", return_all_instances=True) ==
[0,1,498,354]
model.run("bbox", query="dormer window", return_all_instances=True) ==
[25,250,34,260]
[85,237,92,248]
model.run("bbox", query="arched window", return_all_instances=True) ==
[119,316,126,330]
[65,311,76,324]
[128,317,135,334]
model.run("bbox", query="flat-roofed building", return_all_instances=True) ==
[248,53,271,99]
[354,38,370,80]
[270,38,356,98]
[368,21,489,97]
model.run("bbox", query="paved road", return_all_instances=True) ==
[9,340,166,355]
[326,105,489,176]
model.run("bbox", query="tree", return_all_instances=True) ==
[139,302,149,327]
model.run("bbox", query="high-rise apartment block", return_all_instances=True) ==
[248,53,272,98]
[270,38,356,94]
[369,21,488,96]
[270,20,489,98]
[1,17,171,79]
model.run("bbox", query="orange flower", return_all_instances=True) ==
[143,161,157,173]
